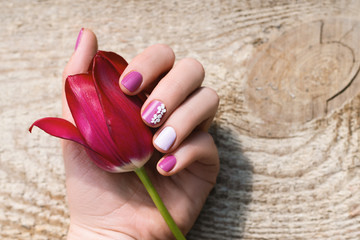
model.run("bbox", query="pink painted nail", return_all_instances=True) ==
[74,28,84,50]
[154,126,176,151]
[121,71,142,92]
[141,100,167,126]
[159,155,176,172]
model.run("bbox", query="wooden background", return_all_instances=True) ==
[1,0,360,239]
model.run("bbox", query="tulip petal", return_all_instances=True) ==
[65,73,126,163]
[85,148,120,172]
[92,54,153,162]
[29,117,86,146]
[97,51,128,75]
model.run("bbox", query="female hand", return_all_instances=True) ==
[63,29,219,240]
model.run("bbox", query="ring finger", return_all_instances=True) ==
[153,87,219,152]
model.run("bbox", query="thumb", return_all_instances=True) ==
[62,28,98,121]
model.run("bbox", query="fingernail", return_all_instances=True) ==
[154,126,176,151]
[159,155,176,172]
[142,100,167,126]
[75,28,84,50]
[121,71,143,92]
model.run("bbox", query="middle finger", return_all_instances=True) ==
[141,58,205,127]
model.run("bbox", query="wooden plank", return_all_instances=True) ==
[1,0,360,239]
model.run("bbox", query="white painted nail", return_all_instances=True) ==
[154,126,176,151]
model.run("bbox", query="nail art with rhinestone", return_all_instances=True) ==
[142,100,167,126]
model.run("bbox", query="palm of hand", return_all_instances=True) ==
[64,141,216,240]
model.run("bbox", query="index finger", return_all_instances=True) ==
[119,44,175,95]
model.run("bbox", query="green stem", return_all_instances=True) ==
[135,166,186,240]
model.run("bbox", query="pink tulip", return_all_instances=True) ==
[29,51,154,172]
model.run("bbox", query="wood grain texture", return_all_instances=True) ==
[1,0,360,239]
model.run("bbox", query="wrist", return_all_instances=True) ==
[67,222,136,240]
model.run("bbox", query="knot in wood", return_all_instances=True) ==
[245,18,360,137]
